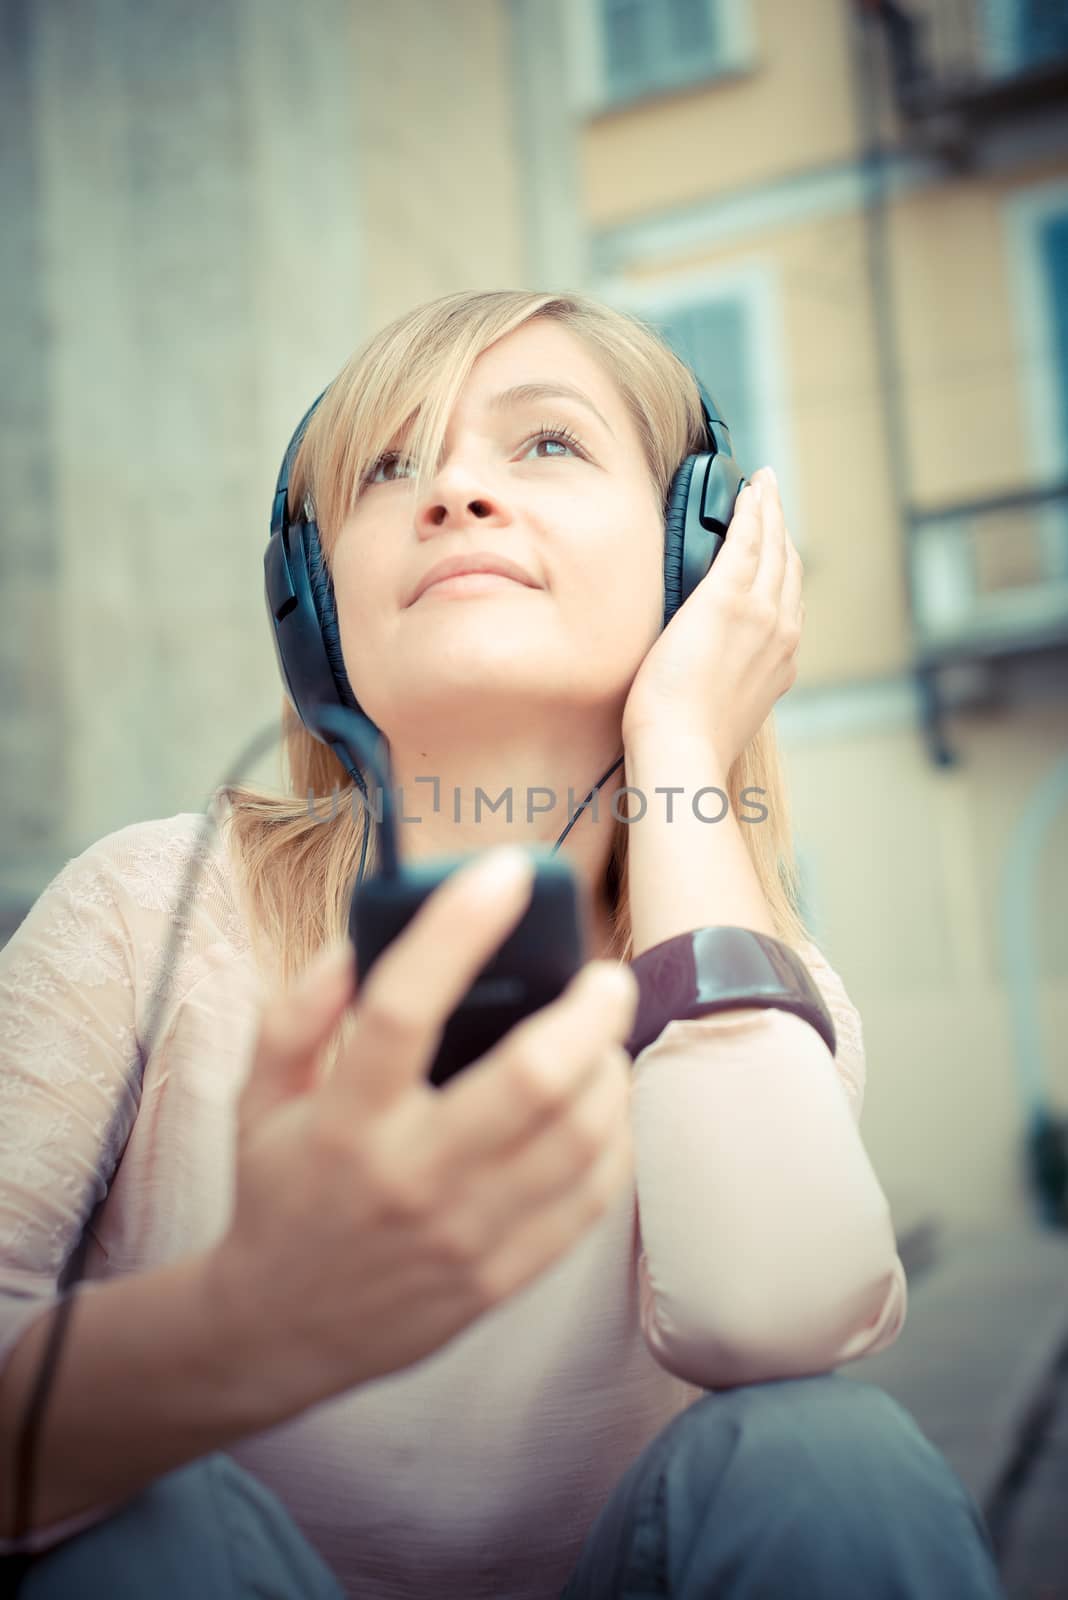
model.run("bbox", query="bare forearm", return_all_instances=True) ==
[623,730,777,955]
[0,1249,291,1538]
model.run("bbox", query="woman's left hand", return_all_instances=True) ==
[621,465,805,772]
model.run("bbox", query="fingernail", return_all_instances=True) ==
[765,465,778,489]
[590,961,638,1005]
[473,845,535,890]
[750,478,763,503]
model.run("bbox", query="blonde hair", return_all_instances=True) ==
[220,288,812,1008]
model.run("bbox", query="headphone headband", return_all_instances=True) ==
[694,378,736,464]
[270,386,331,543]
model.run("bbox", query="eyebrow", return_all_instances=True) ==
[487,382,615,439]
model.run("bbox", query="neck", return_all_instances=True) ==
[377,719,627,958]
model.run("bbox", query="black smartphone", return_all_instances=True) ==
[348,851,588,1088]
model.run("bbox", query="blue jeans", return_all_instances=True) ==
[16,1374,1006,1598]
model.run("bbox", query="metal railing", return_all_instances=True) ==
[866,0,1068,124]
[908,480,1068,666]
[903,480,1068,761]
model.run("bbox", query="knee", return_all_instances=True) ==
[647,1376,1005,1596]
[666,1372,978,1521]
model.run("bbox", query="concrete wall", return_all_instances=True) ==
[0,0,527,903]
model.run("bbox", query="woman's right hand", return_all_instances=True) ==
[201,847,639,1419]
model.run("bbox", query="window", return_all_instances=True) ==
[598,0,744,106]
[909,183,1068,651]
[653,296,758,480]
[981,0,1068,76]
[1013,0,1068,71]
[599,261,799,541]
[1006,183,1068,588]
[1040,209,1068,469]
[1035,203,1068,587]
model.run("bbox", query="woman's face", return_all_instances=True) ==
[329,318,667,737]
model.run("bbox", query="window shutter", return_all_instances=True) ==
[600,0,722,103]
[1014,0,1068,72]
[655,297,757,477]
[1040,209,1068,468]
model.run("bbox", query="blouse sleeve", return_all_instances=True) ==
[631,938,908,1390]
[0,812,224,1551]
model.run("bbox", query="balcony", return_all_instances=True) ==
[906,481,1068,759]
[867,0,1068,161]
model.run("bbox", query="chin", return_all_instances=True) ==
[405,615,555,669]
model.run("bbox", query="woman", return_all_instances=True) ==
[0,289,1005,1597]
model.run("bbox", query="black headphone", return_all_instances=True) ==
[263,366,747,856]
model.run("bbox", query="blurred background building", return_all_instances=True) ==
[3,0,1068,1586]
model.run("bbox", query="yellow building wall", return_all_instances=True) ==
[894,157,1068,501]
[582,0,861,226]
[783,704,1068,1229]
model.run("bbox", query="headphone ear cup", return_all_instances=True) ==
[304,521,362,714]
[662,454,697,630]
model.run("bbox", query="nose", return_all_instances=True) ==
[414,457,512,539]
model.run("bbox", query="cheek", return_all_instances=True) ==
[608,504,665,630]
[327,538,388,677]
[331,529,376,611]
[573,511,664,664]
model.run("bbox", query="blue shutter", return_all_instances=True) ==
[602,0,646,91]
[655,298,757,477]
[600,0,721,102]
[665,0,715,56]
[1014,1,1068,71]
[1040,210,1068,469]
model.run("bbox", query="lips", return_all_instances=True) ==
[407,552,539,606]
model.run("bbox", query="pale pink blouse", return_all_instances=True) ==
[0,803,907,1599]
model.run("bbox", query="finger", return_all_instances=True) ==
[780,534,804,631]
[433,960,638,1163]
[241,940,356,1128]
[753,467,787,599]
[474,1041,632,1220]
[320,845,537,1116]
[471,1111,636,1309]
[720,479,763,590]
[424,1042,632,1272]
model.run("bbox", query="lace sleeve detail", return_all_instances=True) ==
[0,810,245,1373]
[797,939,867,1122]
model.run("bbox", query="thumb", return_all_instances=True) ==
[240,939,357,1128]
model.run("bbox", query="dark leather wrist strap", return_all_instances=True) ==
[625,926,837,1059]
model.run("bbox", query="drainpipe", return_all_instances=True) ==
[1001,751,1068,1228]
[847,1,959,764]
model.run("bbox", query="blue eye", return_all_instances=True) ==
[523,423,587,460]
[361,422,588,487]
